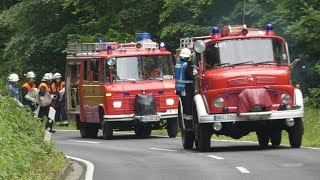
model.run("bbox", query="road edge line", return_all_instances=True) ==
[66,155,94,180]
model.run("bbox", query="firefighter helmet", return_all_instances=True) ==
[179,48,192,59]
[8,73,19,82]
[41,73,53,81]
[53,72,62,79]
[26,71,36,79]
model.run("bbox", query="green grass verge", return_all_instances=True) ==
[55,106,320,147]
[0,96,68,180]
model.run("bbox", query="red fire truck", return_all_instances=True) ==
[65,34,178,139]
[178,24,304,151]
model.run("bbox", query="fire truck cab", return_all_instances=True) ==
[65,34,178,139]
[178,24,304,152]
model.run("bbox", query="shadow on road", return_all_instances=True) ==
[185,144,291,153]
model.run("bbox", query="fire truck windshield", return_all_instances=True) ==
[203,38,288,69]
[105,55,173,82]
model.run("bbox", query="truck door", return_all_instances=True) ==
[65,61,81,113]
[81,59,105,123]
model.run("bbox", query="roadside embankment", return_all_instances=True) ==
[0,95,67,179]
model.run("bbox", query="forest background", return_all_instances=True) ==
[0,0,319,104]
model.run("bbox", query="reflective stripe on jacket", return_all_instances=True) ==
[175,59,192,92]
[51,81,65,93]
[22,82,36,91]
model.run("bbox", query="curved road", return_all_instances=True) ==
[54,130,320,180]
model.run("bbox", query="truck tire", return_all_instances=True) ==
[80,123,88,138]
[195,123,211,152]
[288,118,303,148]
[167,118,178,138]
[80,123,99,138]
[256,130,270,148]
[270,129,282,146]
[102,121,113,140]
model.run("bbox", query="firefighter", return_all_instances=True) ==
[38,73,55,133]
[6,73,20,99]
[175,48,196,120]
[51,72,68,126]
[21,71,37,111]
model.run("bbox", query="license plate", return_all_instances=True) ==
[213,114,238,121]
[139,115,161,122]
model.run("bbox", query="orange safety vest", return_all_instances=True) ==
[38,82,51,92]
[51,81,65,93]
[22,82,36,91]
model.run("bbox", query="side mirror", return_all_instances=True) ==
[193,40,206,53]
[291,59,300,69]
[106,57,116,68]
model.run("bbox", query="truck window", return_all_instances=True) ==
[105,56,173,82]
[84,61,88,81]
[204,38,288,69]
[90,59,100,81]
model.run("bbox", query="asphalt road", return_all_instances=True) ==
[54,130,320,180]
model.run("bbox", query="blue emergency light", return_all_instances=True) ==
[266,24,273,31]
[98,38,103,43]
[136,33,151,41]
[211,27,219,34]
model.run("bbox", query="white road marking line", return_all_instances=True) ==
[68,140,100,144]
[236,167,250,173]
[66,155,94,180]
[56,129,78,132]
[149,148,177,152]
[207,155,224,160]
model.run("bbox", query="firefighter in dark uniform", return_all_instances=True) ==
[51,72,68,126]
[175,48,196,121]
[38,73,54,133]
[21,71,37,111]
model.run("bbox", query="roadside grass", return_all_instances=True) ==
[56,106,319,147]
[0,96,68,180]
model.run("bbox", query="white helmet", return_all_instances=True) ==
[26,71,36,79]
[53,72,62,79]
[41,73,53,81]
[8,73,19,82]
[179,48,192,59]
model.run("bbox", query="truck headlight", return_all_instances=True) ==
[166,98,174,105]
[281,94,291,105]
[113,101,122,108]
[213,98,224,108]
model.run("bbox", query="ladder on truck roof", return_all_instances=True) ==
[66,42,117,56]
[179,36,211,49]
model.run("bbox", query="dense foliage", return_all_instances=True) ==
[0,94,67,179]
[0,0,319,94]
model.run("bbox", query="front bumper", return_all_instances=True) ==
[199,109,304,123]
[104,109,178,122]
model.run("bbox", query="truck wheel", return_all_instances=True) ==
[80,123,99,138]
[288,118,304,148]
[270,129,282,146]
[102,121,113,140]
[167,118,178,138]
[195,123,211,152]
[256,130,270,148]
[79,123,88,138]
[88,124,99,138]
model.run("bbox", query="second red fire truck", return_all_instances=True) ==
[65,34,178,139]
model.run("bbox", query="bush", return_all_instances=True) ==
[0,95,67,180]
